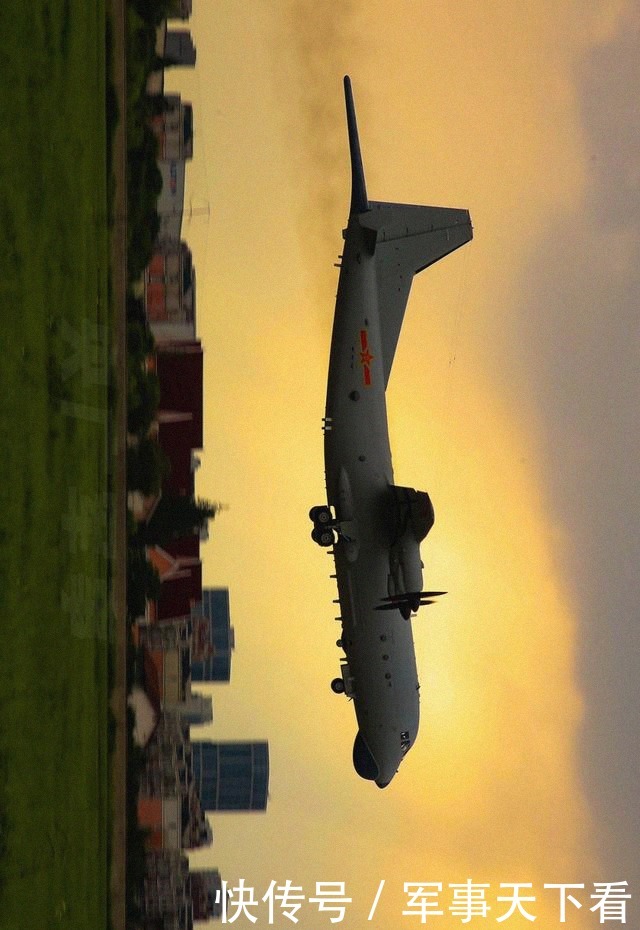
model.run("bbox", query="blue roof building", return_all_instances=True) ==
[192,741,269,812]
[190,588,235,682]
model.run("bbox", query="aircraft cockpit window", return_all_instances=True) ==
[400,730,411,755]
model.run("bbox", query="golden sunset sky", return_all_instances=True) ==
[164,3,639,927]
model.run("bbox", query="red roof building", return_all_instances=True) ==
[147,544,202,622]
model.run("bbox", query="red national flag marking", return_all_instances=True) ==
[359,329,374,386]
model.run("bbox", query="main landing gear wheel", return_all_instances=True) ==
[311,526,335,547]
[309,505,333,525]
[331,677,345,694]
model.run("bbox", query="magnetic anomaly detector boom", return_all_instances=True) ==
[309,76,472,788]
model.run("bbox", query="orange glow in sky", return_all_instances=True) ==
[162,3,635,926]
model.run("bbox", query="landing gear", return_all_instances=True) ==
[311,526,335,547]
[331,677,345,694]
[309,505,332,525]
[309,504,336,546]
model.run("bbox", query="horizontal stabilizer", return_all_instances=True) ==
[362,201,472,268]
[363,202,473,386]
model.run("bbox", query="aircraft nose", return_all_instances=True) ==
[374,759,398,789]
[354,731,402,787]
[353,731,379,781]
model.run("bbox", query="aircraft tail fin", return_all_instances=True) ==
[341,77,473,385]
[344,76,369,215]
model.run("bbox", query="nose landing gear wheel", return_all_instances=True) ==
[331,677,345,694]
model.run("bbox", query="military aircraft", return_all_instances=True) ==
[309,76,472,788]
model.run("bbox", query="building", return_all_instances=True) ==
[142,850,191,926]
[190,588,235,683]
[155,159,188,243]
[191,869,224,921]
[138,795,182,851]
[145,241,196,344]
[164,30,196,66]
[143,641,191,710]
[146,538,203,623]
[152,94,193,162]
[139,603,215,668]
[141,853,222,929]
[169,0,192,18]
[138,736,213,851]
[139,714,192,801]
[146,9,195,95]
[163,691,213,727]
[191,741,269,812]
[152,95,193,242]
[156,341,203,455]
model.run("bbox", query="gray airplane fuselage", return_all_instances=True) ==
[315,77,472,788]
[324,218,420,789]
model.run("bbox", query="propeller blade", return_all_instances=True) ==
[375,602,437,614]
[380,590,446,603]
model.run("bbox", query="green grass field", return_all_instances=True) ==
[0,3,112,928]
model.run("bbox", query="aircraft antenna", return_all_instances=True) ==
[185,197,211,224]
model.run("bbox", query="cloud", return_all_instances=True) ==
[504,3,640,889]
[267,0,362,262]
